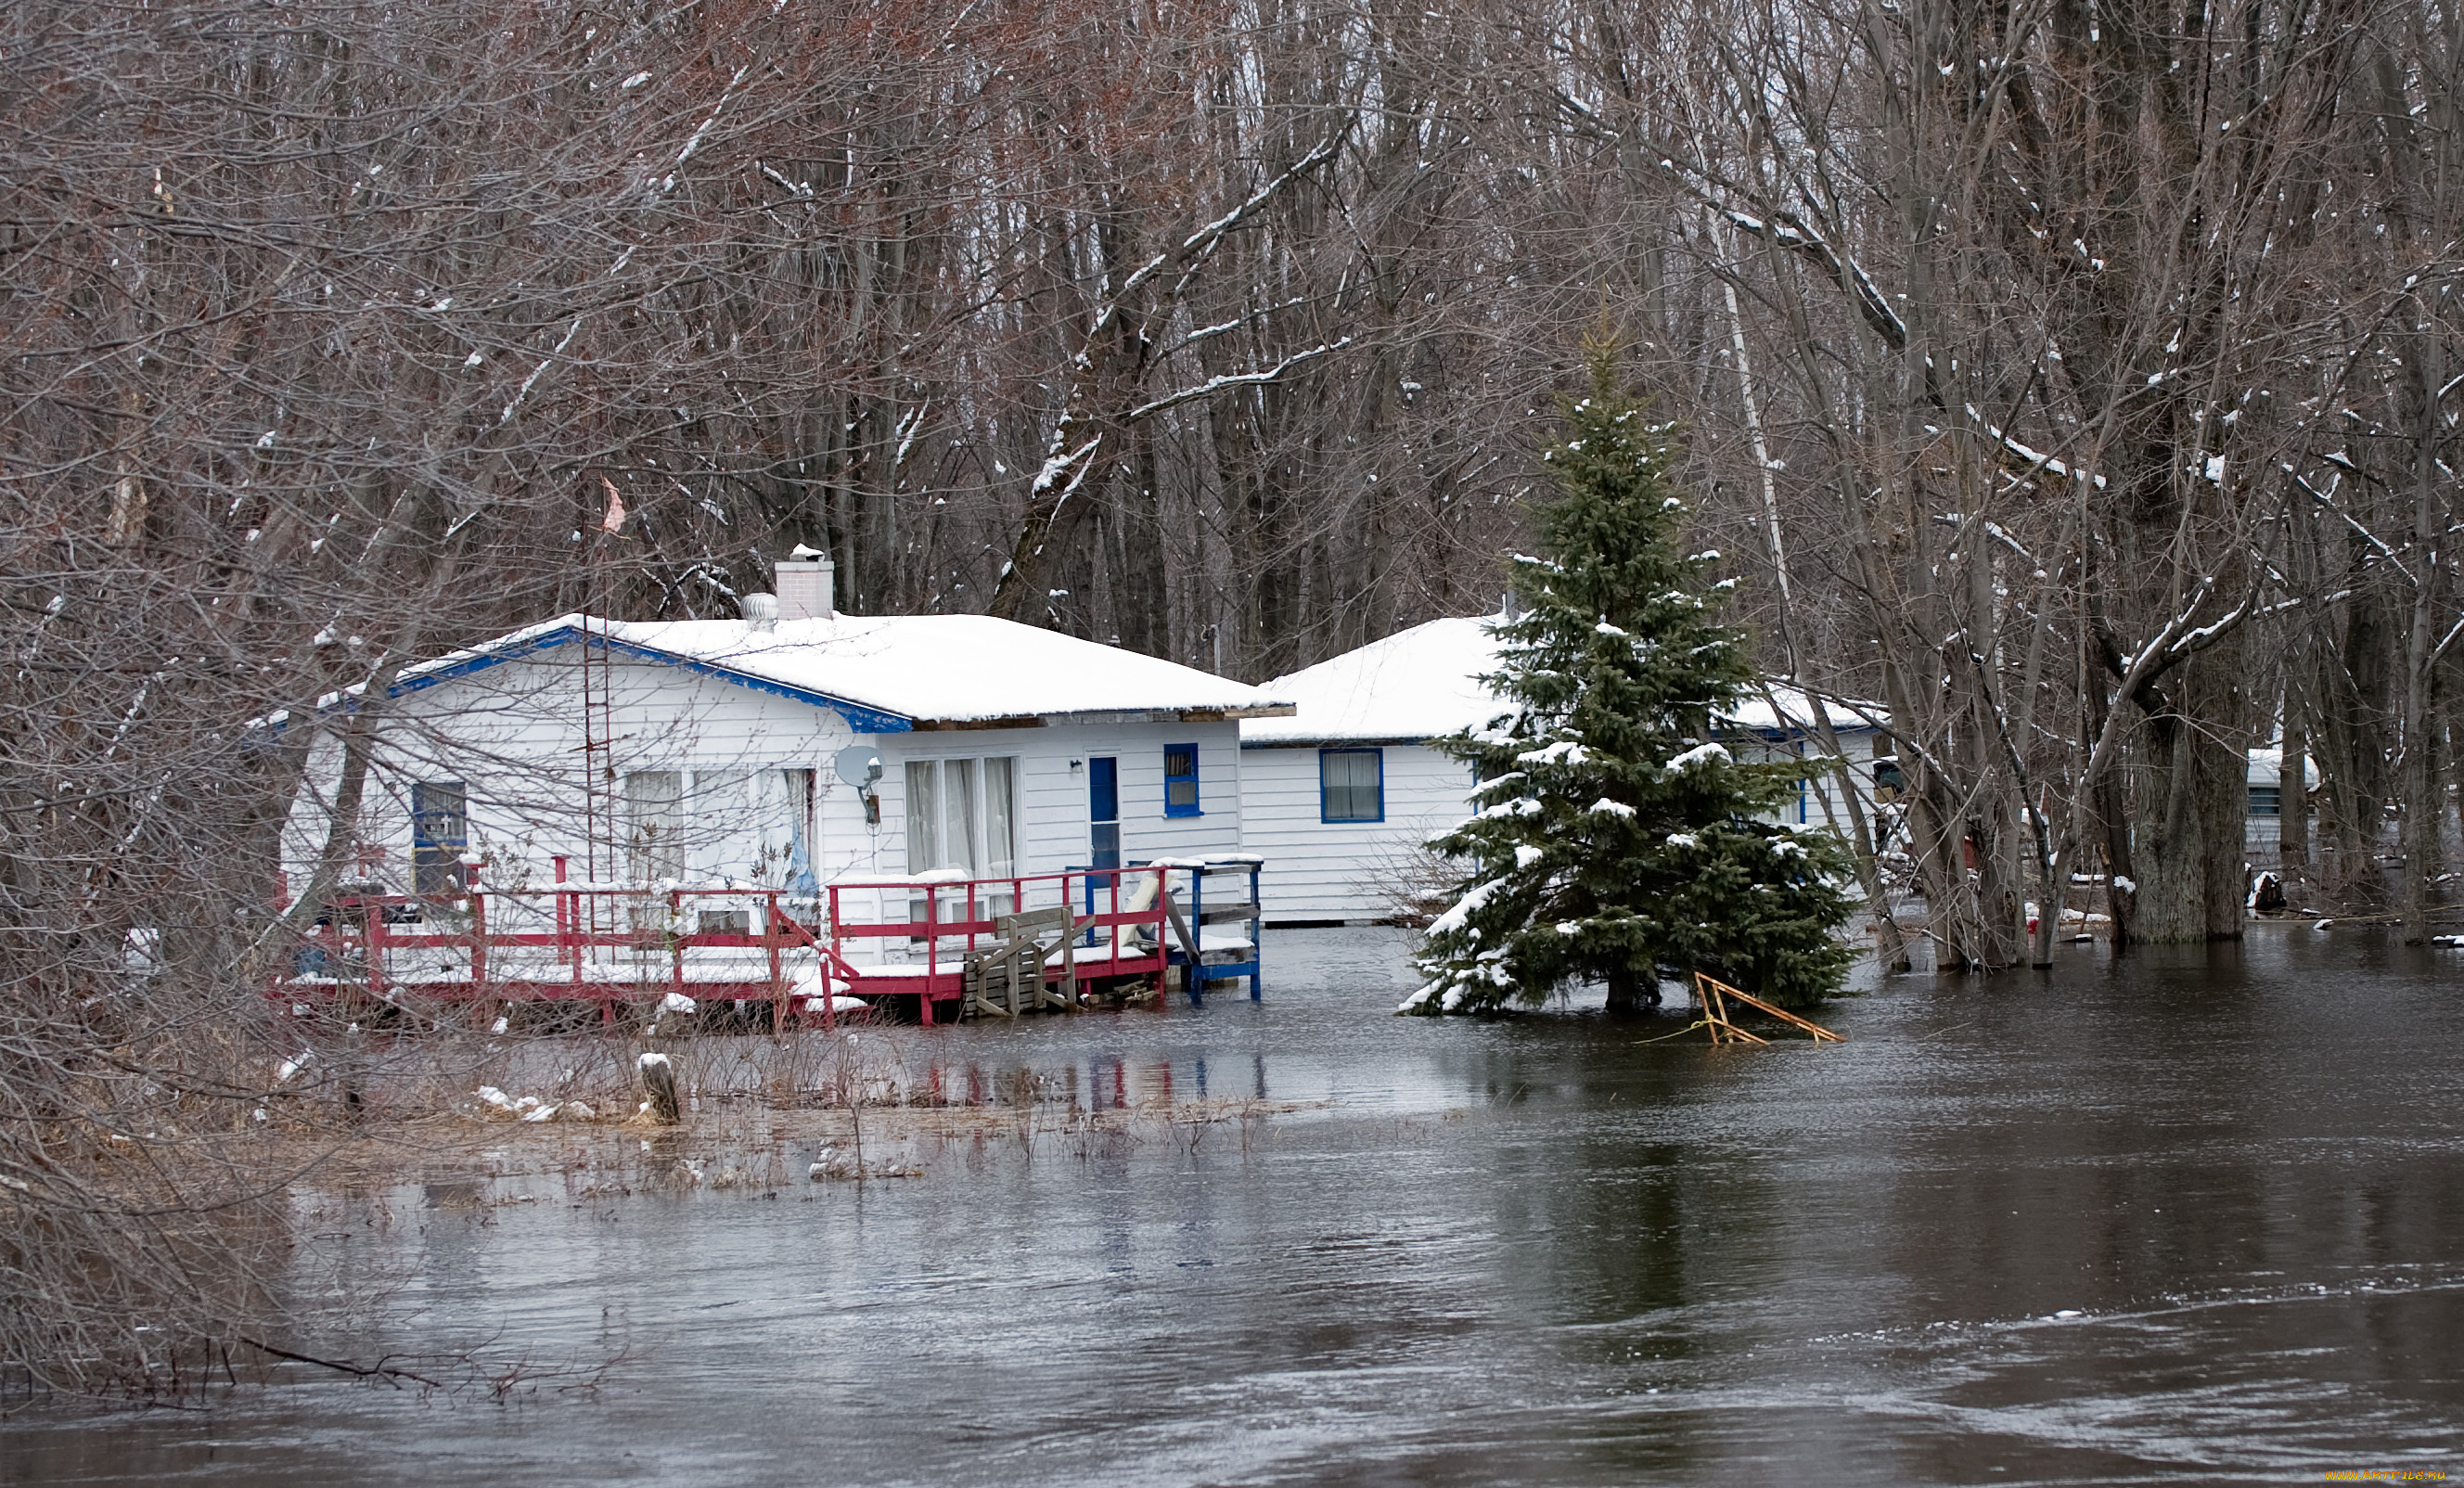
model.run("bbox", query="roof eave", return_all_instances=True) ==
[391,624,917,735]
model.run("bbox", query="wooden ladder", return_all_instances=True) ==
[1693,972,1845,1045]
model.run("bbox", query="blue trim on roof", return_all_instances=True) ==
[387,624,914,735]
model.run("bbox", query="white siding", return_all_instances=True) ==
[1238,731,1886,923]
[285,652,1248,930]
[1238,742,1474,922]
[872,721,1242,874]
[1730,729,1882,829]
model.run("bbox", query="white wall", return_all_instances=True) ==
[284,651,1248,937]
[1238,730,1887,924]
[1730,729,1882,830]
[1238,742,1473,922]
[871,721,1242,867]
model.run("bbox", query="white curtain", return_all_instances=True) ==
[983,758,1016,877]
[904,761,939,875]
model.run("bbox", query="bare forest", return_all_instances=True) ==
[2,0,2460,1388]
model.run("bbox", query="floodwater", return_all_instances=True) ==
[6,927,2462,1485]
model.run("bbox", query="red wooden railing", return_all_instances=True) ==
[276,859,1174,1026]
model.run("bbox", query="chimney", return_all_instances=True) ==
[740,592,778,634]
[776,545,835,622]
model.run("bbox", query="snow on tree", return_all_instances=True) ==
[1403,353,1857,1017]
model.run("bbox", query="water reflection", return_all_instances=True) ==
[6,928,2462,1485]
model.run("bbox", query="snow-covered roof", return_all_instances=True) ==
[1240,616,1885,746]
[391,612,1293,732]
[2247,747,2319,789]
[1725,681,1890,738]
[1241,619,1506,745]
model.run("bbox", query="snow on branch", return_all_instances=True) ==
[1723,207,1907,351]
[672,65,751,175]
[1028,435,1102,496]
[1127,338,1353,422]
[499,315,584,426]
[2287,464,2412,583]
[1157,130,1353,302]
[1964,404,2106,490]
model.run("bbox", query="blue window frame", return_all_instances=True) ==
[411,780,468,895]
[1163,743,1200,817]
[1088,756,1121,867]
[1320,748,1384,823]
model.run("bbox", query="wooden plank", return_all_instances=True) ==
[1161,896,1200,962]
[998,906,1072,937]
[1698,973,1844,1042]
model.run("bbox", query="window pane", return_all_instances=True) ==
[1321,750,1381,821]
[1089,757,1118,824]
[983,759,1017,877]
[412,781,468,895]
[626,771,684,881]
[904,761,939,875]
[947,759,980,873]
[782,768,816,892]
[1164,745,1199,815]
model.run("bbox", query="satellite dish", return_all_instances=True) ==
[833,745,883,791]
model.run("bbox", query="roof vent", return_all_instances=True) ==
[776,545,835,622]
[741,592,778,634]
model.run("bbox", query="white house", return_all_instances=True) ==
[1237,617,1889,924]
[2245,746,2321,853]
[283,554,1291,981]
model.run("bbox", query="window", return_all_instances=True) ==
[411,781,468,895]
[781,768,817,893]
[983,758,1017,876]
[1163,744,1200,817]
[2249,785,2282,817]
[1320,749,1384,823]
[625,770,685,882]
[904,758,1018,876]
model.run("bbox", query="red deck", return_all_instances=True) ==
[276,863,1184,1025]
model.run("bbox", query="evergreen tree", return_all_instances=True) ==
[1403,354,1857,1016]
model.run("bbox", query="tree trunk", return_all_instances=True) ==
[1604,963,1657,1014]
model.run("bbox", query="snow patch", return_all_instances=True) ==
[1516,739,1591,767]
[1429,879,1507,937]
[1662,742,1730,774]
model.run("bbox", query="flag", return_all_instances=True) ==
[598,476,627,534]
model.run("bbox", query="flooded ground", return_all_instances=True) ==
[6,926,2461,1485]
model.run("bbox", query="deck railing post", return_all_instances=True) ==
[1249,862,1263,1000]
[352,892,376,1003]
[765,890,785,1030]
[1189,866,1204,1005]
[918,888,938,1026]
[468,865,489,987]
[670,887,687,1008]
